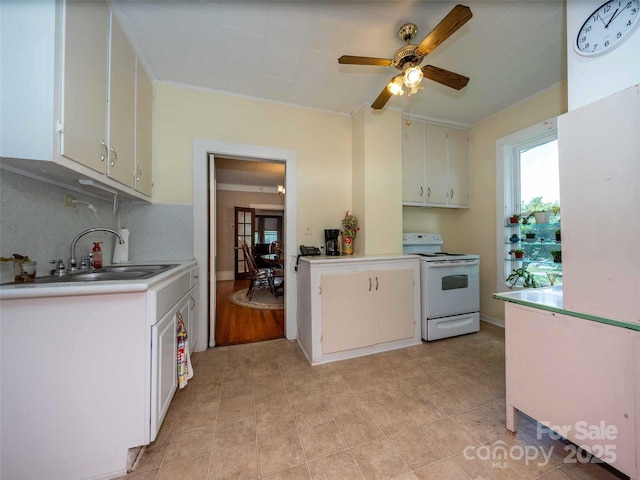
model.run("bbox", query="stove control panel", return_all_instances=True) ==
[402,232,443,245]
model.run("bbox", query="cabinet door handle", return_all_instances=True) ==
[450,188,454,199]
[100,140,108,162]
[369,277,372,291]
[190,297,195,309]
[375,277,379,291]
[427,186,431,198]
[135,166,142,182]
[420,186,423,198]
[110,147,118,167]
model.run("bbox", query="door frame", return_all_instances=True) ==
[193,139,298,348]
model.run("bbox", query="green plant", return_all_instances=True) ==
[506,267,540,288]
[551,206,560,216]
[509,249,524,254]
[555,228,561,235]
[550,250,562,263]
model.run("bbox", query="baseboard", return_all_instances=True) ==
[480,314,505,328]
[216,271,234,281]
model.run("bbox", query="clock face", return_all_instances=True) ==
[575,0,640,56]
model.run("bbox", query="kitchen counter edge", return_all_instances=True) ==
[493,287,640,332]
[0,260,197,300]
[299,253,418,265]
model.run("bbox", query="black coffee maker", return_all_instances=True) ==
[324,229,341,256]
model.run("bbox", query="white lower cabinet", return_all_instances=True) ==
[505,303,640,479]
[298,256,421,364]
[188,285,199,355]
[321,271,375,353]
[150,297,181,440]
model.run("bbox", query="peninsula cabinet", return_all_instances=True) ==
[297,255,421,365]
[0,0,152,202]
[402,118,470,208]
[503,303,639,480]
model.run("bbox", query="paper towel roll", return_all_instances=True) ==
[112,229,130,263]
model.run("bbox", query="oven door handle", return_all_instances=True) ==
[427,260,479,267]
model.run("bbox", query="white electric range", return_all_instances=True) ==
[402,233,480,341]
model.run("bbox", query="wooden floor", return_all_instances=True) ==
[214,279,285,346]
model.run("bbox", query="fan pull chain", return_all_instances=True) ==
[404,95,411,126]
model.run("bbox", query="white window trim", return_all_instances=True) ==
[495,118,557,292]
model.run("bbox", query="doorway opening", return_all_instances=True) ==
[192,139,298,350]
[214,157,286,345]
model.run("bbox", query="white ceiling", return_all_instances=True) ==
[111,0,567,127]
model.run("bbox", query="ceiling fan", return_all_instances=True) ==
[338,4,472,110]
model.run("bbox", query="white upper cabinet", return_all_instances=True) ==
[135,62,153,196]
[107,15,136,188]
[61,0,109,172]
[401,121,426,203]
[0,0,152,202]
[401,118,470,208]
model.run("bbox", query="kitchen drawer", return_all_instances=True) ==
[155,271,190,322]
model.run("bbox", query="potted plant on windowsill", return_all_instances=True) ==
[551,250,562,263]
[509,249,525,259]
[508,214,520,225]
[506,267,539,289]
[555,228,561,242]
[523,227,536,242]
[533,210,551,224]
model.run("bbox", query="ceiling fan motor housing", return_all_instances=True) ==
[393,44,424,70]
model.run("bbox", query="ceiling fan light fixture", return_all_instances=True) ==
[387,76,405,96]
[403,65,423,89]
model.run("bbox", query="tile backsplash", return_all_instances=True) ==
[0,169,193,283]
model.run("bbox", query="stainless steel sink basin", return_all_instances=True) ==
[8,264,178,285]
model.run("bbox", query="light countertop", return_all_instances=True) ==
[493,287,640,332]
[299,253,418,265]
[0,260,197,300]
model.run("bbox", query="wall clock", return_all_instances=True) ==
[575,0,640,56]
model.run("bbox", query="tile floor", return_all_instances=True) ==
[118,322,626,480]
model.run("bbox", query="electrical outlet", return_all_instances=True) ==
[304,224,312,235]
[64,194,76,207]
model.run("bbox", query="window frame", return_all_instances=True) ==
[495,117,558,292]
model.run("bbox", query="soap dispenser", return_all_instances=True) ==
[93,242,103,269]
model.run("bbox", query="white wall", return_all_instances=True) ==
[567,1,640,110]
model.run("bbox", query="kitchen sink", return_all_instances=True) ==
[8,264,178,285]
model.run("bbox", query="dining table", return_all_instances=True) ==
[260,254,284,268]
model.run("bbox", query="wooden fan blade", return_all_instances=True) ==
[371,83,393,110]
[415,5,472,57]
[338,55,394,67]
[422,65,469,90]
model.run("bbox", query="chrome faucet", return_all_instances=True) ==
[69,228,124,272]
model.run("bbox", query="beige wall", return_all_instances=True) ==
[215,190,284,276]
[351,106,403,255]
[460,82,568,321]
[153,80,568,321]
[153,83,352,248]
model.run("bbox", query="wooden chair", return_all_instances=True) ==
[242,243,272,300]
[269,240,283,255]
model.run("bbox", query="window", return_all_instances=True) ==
[254,215,282,245]
[497,118,561,290]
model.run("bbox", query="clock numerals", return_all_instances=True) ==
[575,0,640,56]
